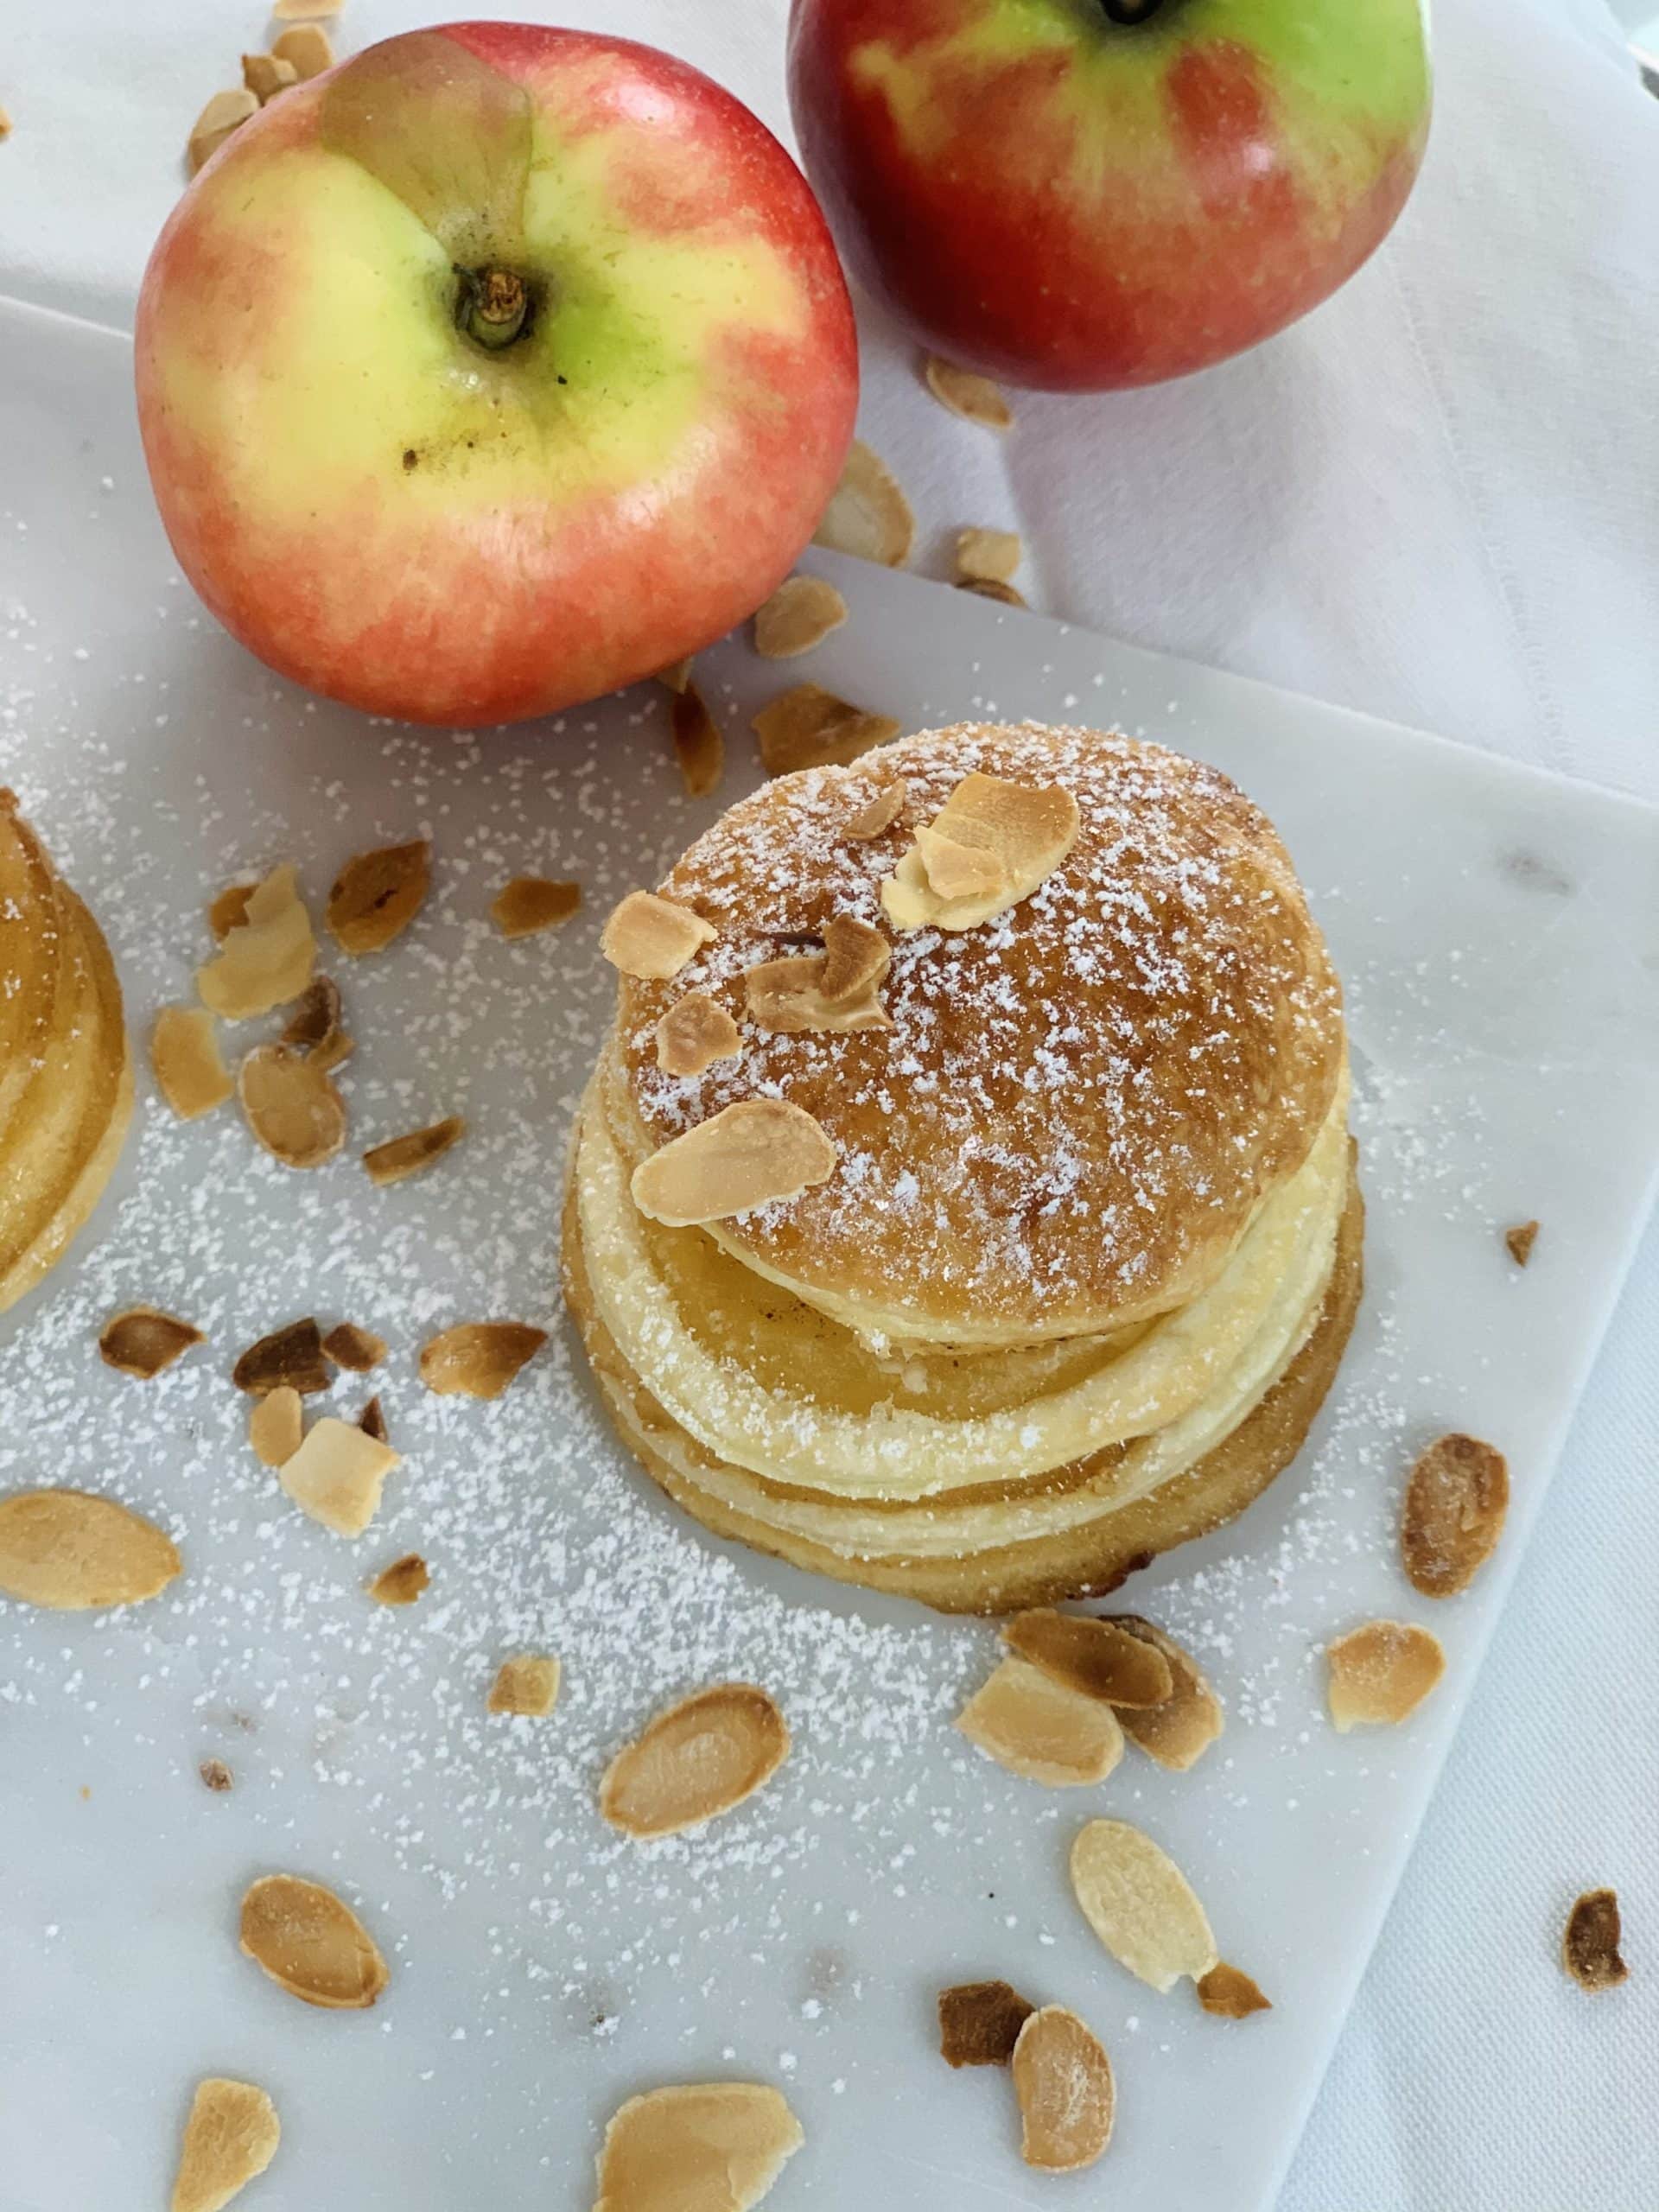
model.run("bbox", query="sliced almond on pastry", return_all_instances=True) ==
[417,1321,546,1399]
[326,840,429,957]
[924,355,1014,431]
[752,685,901,777]
[655,992,742,1077]
[238,1872,388,2010]
[600,1683,789,1839]
[169,2077,280,2212]
[630,1099,837,1224]
[1004,1610,1173,1709]
[818,913,890,1003]
[601,891,715,980]
[843,780,907,840]
[278,1418,399,1537]
[1070,1818,1218,1993]
[593,2083,803,2211]
[1012,2006,1114,2173]
[742,953,891,1035]
[753,575,848,659]
[1325,1619,1446,1732]
[812,440,914,566]
[1109,1615,1224,1768]
[882,772,1079,932]
[957,1656,1122,1787]
[151,1005,233,1118]
[196,863,315,1019]
[487,1653,560,1717]
[99,1306,203,1380]
[0,1489,180,1611]
[1401,1433,1508,1598]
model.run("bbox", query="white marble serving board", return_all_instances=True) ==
[1,295,1656,2212]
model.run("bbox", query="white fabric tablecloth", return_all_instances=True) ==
[3,3,1656,2204]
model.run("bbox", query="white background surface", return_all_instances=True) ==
[1,3,1656,2207]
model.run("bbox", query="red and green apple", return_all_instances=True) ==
[136,23,858,726]
[788,0,1431,391]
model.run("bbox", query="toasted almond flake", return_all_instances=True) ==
[655,992,742,1077]
[914,823,1010,903]
[200,1758,234,1794]
[272,0,341,17]
[843,780,906,839]
[233,1318,330,1396]
[248,1386,302,1469]
[367,1552,428,1606]
[925,353,1014,429]
[242,51,299,103]
[327,839,429,957]
[751,683,900,777]
[490,875,581,938]
[1012,2007,1114,2173]
[1197,1962,1272,2019]
[270,23,334,78]
[188,86,258,175]
[278,1417,399,1538]
[0,106,12,142]
[818,913,891,1004]
[600,1682,790,1839]
[362,1115,465,1187]
[667,682,725,799]
[357,1395,388,1444]
[956,575,1028,607]
[1070,1818,1218,1992]
[488,1653,561,1717]
[321,1322,385,1372]
[208,882,255,939]
[957,1656,1122,1787]
[938,1980,1035,2068]
[1108,1617,1224,1769]
[631,1098,837,1226]
[601,890,716,980]
[594,2083,803,2212]
[1004,1610,1173,1709]
[654,657,693,695]
[280,975,352,1069]
[197,863,315,1018]
[753,575,849,659]
[1563,1889,1628,1991]
[99,1306,204,1380]
[883,771,1080,932]
[238,1043,346,1169]
[1326,1619,1446,1732]
[956,526,1022,583]
[1505,1218,1540,1266]
[417,1320,546,1399]
[1401,1432,1509,1598]
[0,1489,181,1610]
[151,1005,233,1119]
[238,1872,388,2010]
[812,439,914,566]
[742,951,891,1036]
[170,2078,280,2212]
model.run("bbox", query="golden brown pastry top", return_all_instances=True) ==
[614,723,1344,1343]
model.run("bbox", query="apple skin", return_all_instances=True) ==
[788,0,1430,391]
[136,23,858,726]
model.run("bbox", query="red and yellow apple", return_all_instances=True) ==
[136,24,858,726]
[788,0,1431,391]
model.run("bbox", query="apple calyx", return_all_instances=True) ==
[1098,0,1165,23]
[456,265,531,352]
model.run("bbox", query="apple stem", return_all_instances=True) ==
[459,268,530,351]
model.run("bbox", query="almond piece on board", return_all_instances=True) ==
[242,51,300,105]
[593,2083,803,2212]
[491,875,582,938]
[0,1489,180,1610]
[753,575,848,659]
[630,1099,836,1226]
[280,976,352,1070]
[1562,1889,1629,1992]
[357,1395,389,1444]
[1070,1818,1218,1993]
[99,1306,204,1380]
[938,1980,1034,2068]
[278,1418,399,1537]
[362,1116,465,1187]
[152,1006,233,1119]
[955,526,1022,583]
[418,1321,546,1400]
[601,891,715,981]
[1109,1616,1224,1769]
[1401,1433,1509,1597]
[1004,1609,1173,1708]
[956,575,1028,607]
[367,1553,428,1606]
[487,1653,561,1717]
[1012,2006,1115,2173]
[655,993,742,1077]
[812,440,913,566]
[1198,1962,1272,2019]
[233,1318,330,1396]
[957,1656,1123,1787]
[196,863,315,1019]
[248,1386,302,1469]
[270,26,335,82]
[671,683,725,798]
[752,684,900,777]
[600,1683,790,1839]
[238,1872,388,2010]
[169,2077,280,2212]
[321,1322,385,1373]
[238,1044,346,1169]
[326,840,429,957]
[1326,1619,1446,1731]
[1505,1219,1540,1267]
[188,87,257,175]
[924,355,1014,431]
